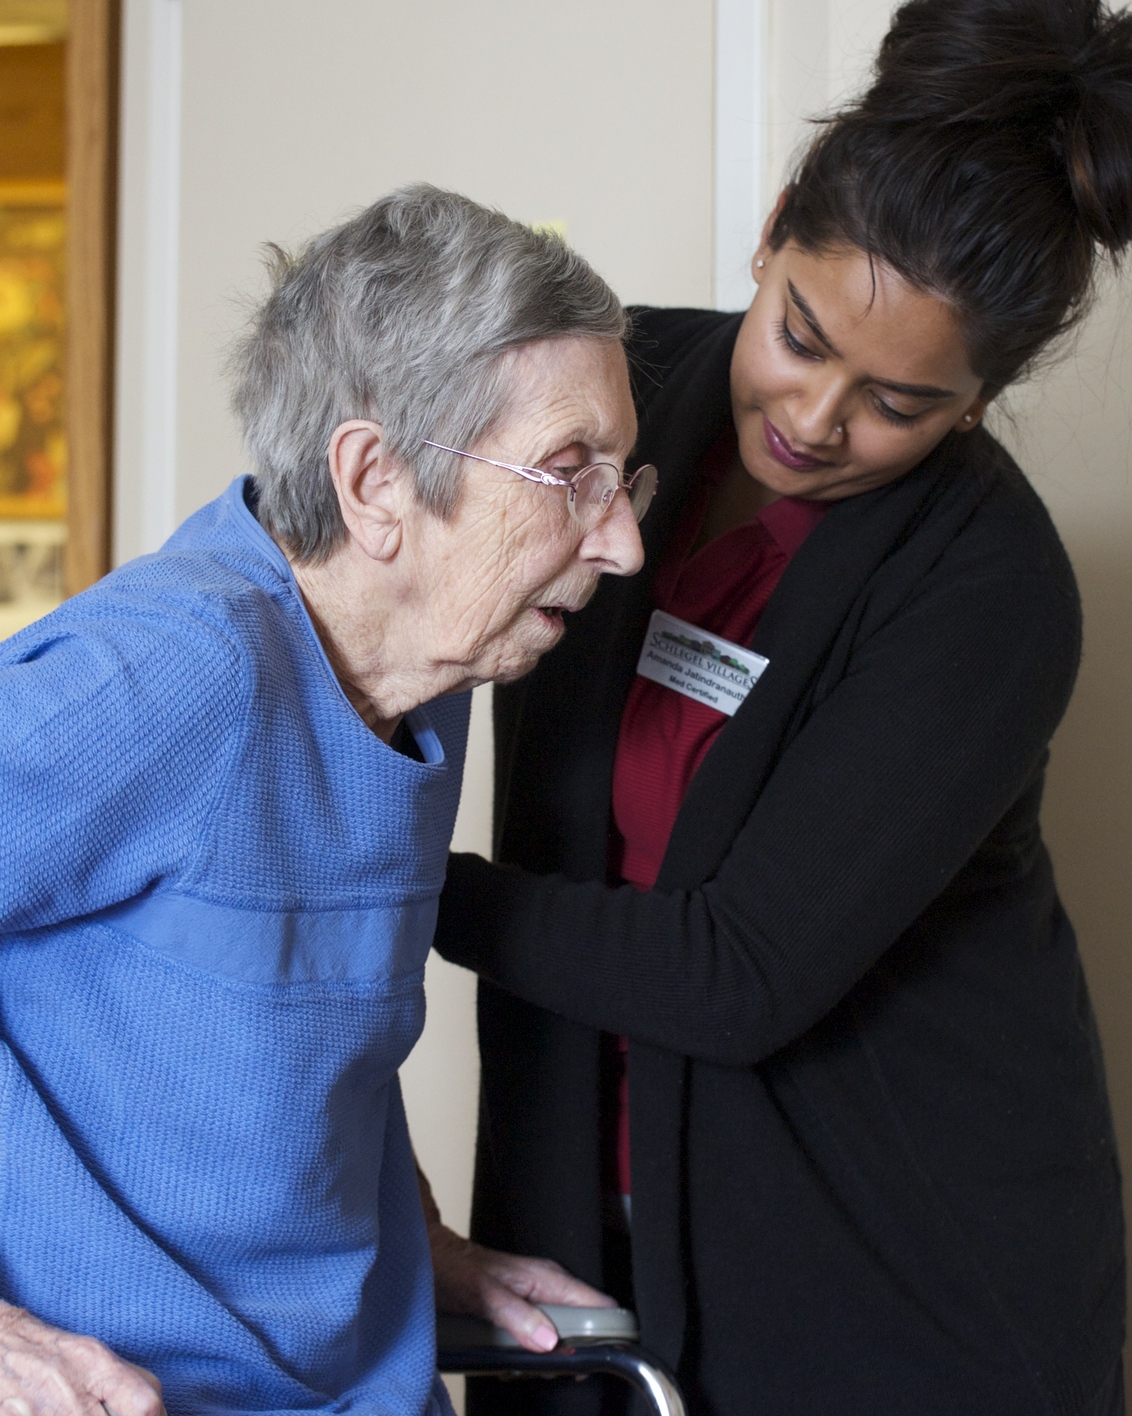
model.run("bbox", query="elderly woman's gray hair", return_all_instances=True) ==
[229,184,629,563]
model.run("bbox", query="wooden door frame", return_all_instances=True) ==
[65,0,120,595]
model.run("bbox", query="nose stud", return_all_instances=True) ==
[835,426,843,436]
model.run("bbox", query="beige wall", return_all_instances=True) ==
[1002,280,1132,1245]
[169,1,714,527]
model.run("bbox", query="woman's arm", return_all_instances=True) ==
[0,615,244,1411]
[436,564,1079,1066]
[0,611,242,934]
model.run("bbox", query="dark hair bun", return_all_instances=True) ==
[772,0,1132,391]
[867,0,1132,251]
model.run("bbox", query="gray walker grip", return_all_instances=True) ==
[436,1306,687,1416]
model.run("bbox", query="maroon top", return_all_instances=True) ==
[606,433,827,1198]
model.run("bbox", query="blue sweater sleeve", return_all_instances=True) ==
[0,601,246,932]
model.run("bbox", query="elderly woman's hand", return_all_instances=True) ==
[0,1302,164,1416]
[426,1222,617,1353]
[416,1165,615,1353]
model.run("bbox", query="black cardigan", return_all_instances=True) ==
[435,309,1125,1416]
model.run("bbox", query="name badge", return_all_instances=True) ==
[635,609,769,717]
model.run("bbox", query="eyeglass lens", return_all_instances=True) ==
[629,465,658,522]
[572,464,657,527]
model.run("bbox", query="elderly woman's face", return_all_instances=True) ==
[408,336,643,689]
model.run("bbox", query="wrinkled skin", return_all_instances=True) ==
[0,1306,164,1416]
[290,335,645,739]
[428,1229,615,1353]
[417,1167,614,1352]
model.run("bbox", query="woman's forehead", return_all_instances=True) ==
[497,336,636,456]
[782,242,977,389]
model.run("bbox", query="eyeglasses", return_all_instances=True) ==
[421,439,658,530]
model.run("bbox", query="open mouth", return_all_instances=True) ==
[533,605,569,631]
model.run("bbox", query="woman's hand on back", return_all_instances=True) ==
[425,1220,616,1353]
[0,1302,164,1416]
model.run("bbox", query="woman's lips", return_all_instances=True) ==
[533,606,566,631]
[762,416,835,472]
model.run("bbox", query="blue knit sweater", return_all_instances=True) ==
[0,478,466,1416]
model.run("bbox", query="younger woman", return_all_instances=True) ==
[432,1,1132,1412]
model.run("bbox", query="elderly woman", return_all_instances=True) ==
[0,186,648,1416]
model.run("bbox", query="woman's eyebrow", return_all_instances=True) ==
[871,375,957,399]
[788,281,842,356]
[545,421,631,460]
[538,431,599,461]
[787,280,958,400]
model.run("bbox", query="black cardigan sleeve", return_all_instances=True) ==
[434,552,1080,1067]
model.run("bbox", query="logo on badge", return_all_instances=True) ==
[636,610,769,717]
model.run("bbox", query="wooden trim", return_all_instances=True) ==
[65,0,120,595]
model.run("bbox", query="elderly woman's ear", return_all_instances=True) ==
[327,420,408,562]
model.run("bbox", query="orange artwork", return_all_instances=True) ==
[0,180,66,520]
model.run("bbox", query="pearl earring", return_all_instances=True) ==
[756,259,765,269]
[963,414,973,423]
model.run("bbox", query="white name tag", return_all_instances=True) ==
[635,609,769,717]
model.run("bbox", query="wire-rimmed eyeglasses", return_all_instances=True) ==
[421,439,658,530]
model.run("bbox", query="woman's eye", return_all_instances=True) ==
[873,396,919,426]
[776,318,819,361]
[543,444,589,477]
[774,311,923,426]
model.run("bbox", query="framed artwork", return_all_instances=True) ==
[0,0,118,631]
[0,179,66,521]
